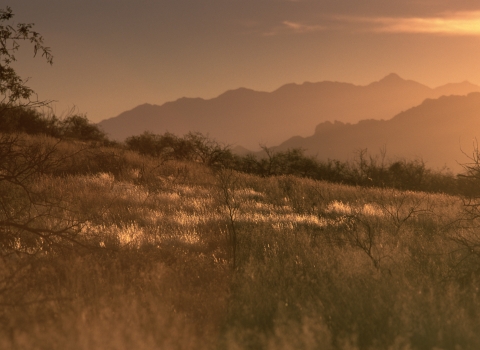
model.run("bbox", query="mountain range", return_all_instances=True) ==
[98,73,480,151]
[274,93,480,173]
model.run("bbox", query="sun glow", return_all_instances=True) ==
[370,11,480,35]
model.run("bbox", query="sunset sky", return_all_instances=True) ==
[9,0,480,123]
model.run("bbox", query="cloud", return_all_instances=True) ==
[354,11,480,35]
[283,21,326,33]
[262,10,480,37]
[263,20,326,36]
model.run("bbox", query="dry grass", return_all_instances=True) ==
[1,136,479,349]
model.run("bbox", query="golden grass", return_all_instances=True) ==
[1,136,479,349]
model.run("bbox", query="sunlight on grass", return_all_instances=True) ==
[4,140,480,350]
[326,200,385,217]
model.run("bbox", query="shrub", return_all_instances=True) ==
[125,131,235,167]
[60,114,107,142]
[0,106,61,137]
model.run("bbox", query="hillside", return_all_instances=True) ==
[273,92,480,173]
[3,132,480,349]
[98,74,480,150]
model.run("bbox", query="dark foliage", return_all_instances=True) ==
[125,131,234,167]
[0,106,60,136]
[231,146,461,196]
[0,6,53,113]
[0,105,107,142]
[60,114,107,142]
[122,130,471,196]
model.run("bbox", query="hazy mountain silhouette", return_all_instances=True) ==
[98,74,480,150]
[273,92,480,173]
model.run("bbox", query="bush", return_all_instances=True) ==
[0,133,87,258]
[233,147,465,196]
[0,106,108,144]
[0,106,61,137]
[60,114,107,142]
[125,131,235,167]
[125,131,179,158]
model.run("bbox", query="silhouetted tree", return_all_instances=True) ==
[0,6,53,116]
[61,115,107,142]
[0,8,97,259]
[184,132,233,167]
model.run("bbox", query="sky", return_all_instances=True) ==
[7,0,480,123]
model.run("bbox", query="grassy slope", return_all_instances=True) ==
[1,135,479,349]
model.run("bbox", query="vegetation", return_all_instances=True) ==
[1,124,480,349]
[125,131,233,166]
[123,128,467,196]
[4,7,480,349]
[0,101,467,196]
[0,108,109,142]
[0,6,53,113]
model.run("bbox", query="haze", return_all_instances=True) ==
[11,0,480,123]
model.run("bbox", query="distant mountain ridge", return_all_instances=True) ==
[98,74,480,150]
[273,92,480,173]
